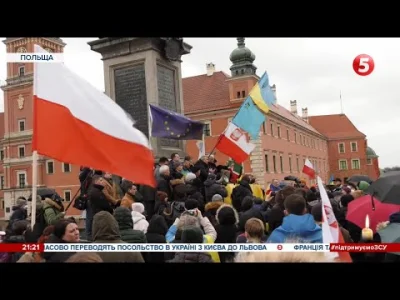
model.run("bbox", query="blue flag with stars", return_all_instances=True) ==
[232,96,265,139]
[149,104,204,140]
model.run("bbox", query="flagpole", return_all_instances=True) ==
[31,45,39,228]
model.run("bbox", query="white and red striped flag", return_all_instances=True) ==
[32,44,155,187]
[215,122,255,164]
[302,158,316,179]
[317,176,352,262]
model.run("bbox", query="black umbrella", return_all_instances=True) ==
[348,174,373,184]
[366,171,400,205]
[27,188,57,201]
[378,223,400,255]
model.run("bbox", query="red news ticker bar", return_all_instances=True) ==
[330,243,400,253]
[0,243,43,252]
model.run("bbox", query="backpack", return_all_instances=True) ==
[31,206,56,241]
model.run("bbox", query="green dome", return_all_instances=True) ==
[366,146,378,158]
[229,38,255,63]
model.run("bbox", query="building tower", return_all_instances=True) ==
[229,37,257,77]
[227,38,265,187]
[0,38,80,221]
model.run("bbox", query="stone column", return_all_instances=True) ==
[88,38,192,159]
[250,132,265,189]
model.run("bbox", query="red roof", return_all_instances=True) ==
[308,114,366,139]
[183,71,233,114]
[182,71,322,135]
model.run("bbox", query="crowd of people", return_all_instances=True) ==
[0,153,396,263]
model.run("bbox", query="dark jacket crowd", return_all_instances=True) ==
[0,154,397,263]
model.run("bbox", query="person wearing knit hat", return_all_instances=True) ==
[131,203,149,233]
[357,181,370,193]
[211,194,223,202]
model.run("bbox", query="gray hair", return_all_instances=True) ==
[185,172,196,183]
[159,165,170,175]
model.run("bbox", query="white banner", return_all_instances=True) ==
[7,53,64,63]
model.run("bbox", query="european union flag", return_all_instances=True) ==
[232,96,265,140]
[149,104,204,140]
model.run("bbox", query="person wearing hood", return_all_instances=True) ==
[204,173,228,203]
[91,211,144,262]
[357,181,370,193]
[114,207,146,243]
[42,194,66,226]
[6,197,27,235]
[0,220,29,263]
[214,204,239,263]
[144,215,169,263]
[267,194,322,243]
[131,203,149,233]
[231,175,253,212]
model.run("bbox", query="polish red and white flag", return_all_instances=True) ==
[32,44,155,187]
[302,158,316,179]
[215,122,255,164]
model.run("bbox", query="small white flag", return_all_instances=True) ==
[196,140,205,159]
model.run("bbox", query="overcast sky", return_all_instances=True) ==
[0,38,398,168]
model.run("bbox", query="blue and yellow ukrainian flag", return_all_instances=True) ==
[248,71,276,114]
[232,96,265,139]
[231,71,276,139]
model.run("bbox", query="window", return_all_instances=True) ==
[203,122,211,137]
[270,123,274,136]
[338,143,345,153]
[236,91,240,98]
[17,171,27,188]
[351,142,358,152]
[296,157,300,172]
[294,132,297,143]
[287,129,290,141]
[367,158,372,165]
[0,199,3,210]
[262,122,266,134]
[264,154,269,172]
[64,190,71,202]
[277,126,281,138]
[62,163,71,173]
[0,176,4,189]
[351,159,360,170]
[303,136,306,145]
[272,155,277,172]
[339,160,348,170]
[46,160,54,174]
[18,146,25,158]
[280,155,283,172]
[289,156,292,172]
[18,119,25,132]
[0,150,4,160]
[18,66,25,76]
[241,90,245,98]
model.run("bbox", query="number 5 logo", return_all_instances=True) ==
[353,54,374,76]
